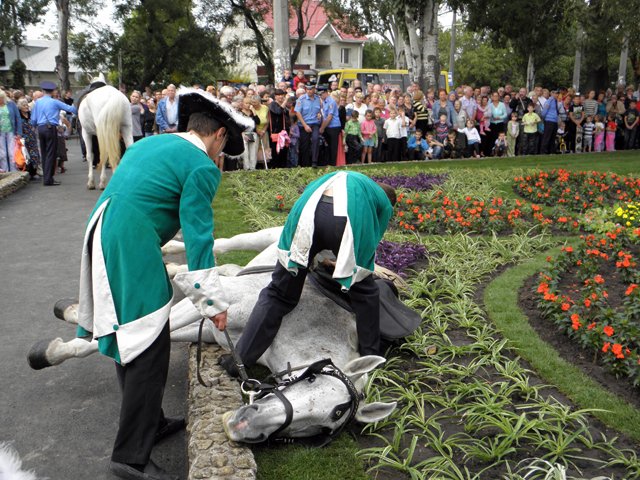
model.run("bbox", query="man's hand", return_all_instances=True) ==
[304,124,312,133]
[210,311,228,331]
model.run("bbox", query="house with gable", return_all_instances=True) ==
[220,0,367,83]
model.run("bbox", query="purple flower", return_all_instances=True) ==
[376,241,427,278]
[370,173,447,191]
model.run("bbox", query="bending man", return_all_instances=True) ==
[76,88,253,480]
[221,171,396,375]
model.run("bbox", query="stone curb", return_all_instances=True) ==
[0,172,30,199]
[187,344,257,479]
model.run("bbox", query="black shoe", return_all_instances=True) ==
[43,180,61,186]
[154,417,185,444]
[218,354,240,378]
[109,459,179,480]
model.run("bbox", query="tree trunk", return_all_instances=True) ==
[289,2,305,70]
[618,34,629,87]
[418,0,439,91]
[55,0,70,91]
[526,52,535,92]
[572,26,583,91]
[448,8,456,85]
[632,52,640,88]
[403,6,421,84]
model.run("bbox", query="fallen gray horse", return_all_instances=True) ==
[28,227,398,443]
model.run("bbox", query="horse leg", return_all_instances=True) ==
[28,337,99,370]
[98,162,107,190]
[83,129,96,189]
[214,226,283,254]
[121,123,134,148]
[53,298,78,324]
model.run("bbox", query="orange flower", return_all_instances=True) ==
[603,325,614,337]
[626,284,639,296]
[587,322,596,330]
[602,342,611,353]
[584,299,591,308]
[612,343,624,359]
[571,313,580,323]
[561,303,570,311]
[594,275,605,284]
[563,246,574,253]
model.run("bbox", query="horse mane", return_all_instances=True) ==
[0,443,39,480]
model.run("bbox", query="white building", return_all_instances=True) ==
[0,39,83,90]
[220,0,367,83]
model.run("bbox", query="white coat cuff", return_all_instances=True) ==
[173,268,229,317]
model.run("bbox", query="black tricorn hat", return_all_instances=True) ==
[177,87,254,157]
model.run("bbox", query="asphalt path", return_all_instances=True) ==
[0,138,188,479]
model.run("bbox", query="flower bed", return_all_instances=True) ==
[369,172,447,191]
[394,190,581,234]
[375,240,427,277]
[535,227,640,385]
[514,169,640,212]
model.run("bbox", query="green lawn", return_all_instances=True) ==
[211,151,640,480]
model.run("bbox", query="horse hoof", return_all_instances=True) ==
[27,339,56,370]
[99,185,106,190]
[87,184,95,190]
[54,298,78,321]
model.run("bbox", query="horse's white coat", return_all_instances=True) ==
[31,228,397,442]
[78,85,133,190]
[0,443,38,480]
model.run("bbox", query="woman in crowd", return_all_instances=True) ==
[253,95,271,167]
[432,89,453,127]
[412,90,430,135]
[0,89,21,173]
[16,97,40,178]
[584,90,598,118]
[240,96,261,170]
[488,92,508,150]
[267,89,290,168]
[452,100,467,130]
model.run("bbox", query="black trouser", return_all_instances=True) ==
[386,138,401,162]
[324,126,341,166]
[298,124,320,167]
[111,321,170,465]
[236,200,380,367]
[524,132,538,155]
[566,122,577,152]
[270,141,288,168]
[38,125,58,185]
[541,121,558,154]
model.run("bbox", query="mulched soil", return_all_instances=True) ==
[351,263,638,479]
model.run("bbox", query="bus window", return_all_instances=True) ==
[316,73,333,90]
[357,73,379,93]
[379,73,405,93]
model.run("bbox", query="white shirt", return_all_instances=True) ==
[383,117,403,139]
[165,98,178,125]
[460,126,480,143]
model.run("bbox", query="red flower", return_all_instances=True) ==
[602,342,611,353]
[584,299,591,308]
[603,326,614,337]
[594,275,605,285]
[626,284,638,296]
[587,322,596,330]
[561,303,570,311]
[612,343,624,359]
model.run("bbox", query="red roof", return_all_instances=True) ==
[262,0,366,42]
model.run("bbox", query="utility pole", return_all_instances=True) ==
[273,0,291,83]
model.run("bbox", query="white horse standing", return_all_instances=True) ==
[78,85,133,190]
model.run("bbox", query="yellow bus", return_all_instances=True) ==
[316,68,451,94]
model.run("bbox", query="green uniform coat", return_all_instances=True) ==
[77,133,228,365]
[277,171,394,291]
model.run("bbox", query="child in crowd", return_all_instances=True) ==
[582,115,595,153]
[383,107,404,162]
[373,107,386,162]
[460,118,481,158]
[593,114,605,152]
[477,96,491,135]
[506,111,519,157]
[344,110,363,164]
[435,113,449,145]
[288,111,300,167]
[407,129,429,160]
[443,129,466,159]
[360,110,378,164]
[493,131,508,157]
[425,132,443,159]
[606,113,617,152]
[398,106,409,161]
[522,103,541,155]
[556,121,568,153]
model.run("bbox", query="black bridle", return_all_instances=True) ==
[241,358,361,447]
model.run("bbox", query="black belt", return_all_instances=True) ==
[38,124,58,129]
[320,195,333,204]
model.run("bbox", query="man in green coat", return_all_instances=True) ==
[221,171,396,376]
[76,88,254,480]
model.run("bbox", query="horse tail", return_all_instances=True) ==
[96,93,127,170]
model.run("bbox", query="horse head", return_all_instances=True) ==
[222,355,396,445]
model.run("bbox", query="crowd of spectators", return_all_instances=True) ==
[2,71,640,175]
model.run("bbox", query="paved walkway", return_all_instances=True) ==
[0,139,188,479]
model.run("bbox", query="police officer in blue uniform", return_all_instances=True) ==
[319,87,341,166]
[294,83,322,167]
[30,81,77,185]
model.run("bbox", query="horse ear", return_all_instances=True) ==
[343,355,386,383]
[354,401,396,423]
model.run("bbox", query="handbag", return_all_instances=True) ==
[269,110,287,144]
[14,137,26,171]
